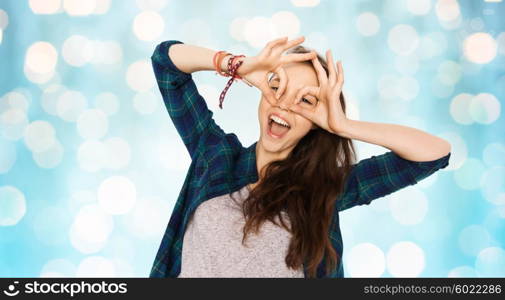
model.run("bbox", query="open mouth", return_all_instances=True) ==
[267,113,291,139]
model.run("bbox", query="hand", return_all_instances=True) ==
[288,50,348,135]
[235,36,317,105]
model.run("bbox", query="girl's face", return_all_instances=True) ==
[258,62,320,154]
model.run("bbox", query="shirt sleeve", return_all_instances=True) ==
[336,151,451,212]
[151,40,226,160]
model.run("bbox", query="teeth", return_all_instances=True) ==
[270,115,290,128]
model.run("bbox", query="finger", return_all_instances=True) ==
[263,36,288,55]
[281,36,305,51]
[280,51,317,64]
[311,55,328,86]
[326,50,336,84]
[289,101,315,122]
[260,74,278,105]
[275,66,288,99]
[293,85,319,105]
[336,61,344,87]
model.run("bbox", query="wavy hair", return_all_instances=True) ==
[230,45,357,278]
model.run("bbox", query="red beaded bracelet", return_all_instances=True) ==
[218,55,244,109]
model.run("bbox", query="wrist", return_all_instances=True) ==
[220,54,233,75]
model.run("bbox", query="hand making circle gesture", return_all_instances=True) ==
[236,36,317,105]
[288,50,348,135]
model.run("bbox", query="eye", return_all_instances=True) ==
[301,97,313,105]
[271,86,279,91]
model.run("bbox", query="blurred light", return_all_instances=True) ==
[305,31,329,54]
[475,247,505,277]
[40,259,76,277]
[70,204,114,254]
[406,0,432,15]
[76,109,108,140]
[437,60,462,85]
[94,92,119,116]
[133,91,159,115]
[396,76,419,101]
[0,108,28,140]
[431,77,454,98]
[63,0,96,16]
[67,190,96,214]
[482,142,505,167]
[57,90,88,122]
[102,137,131,170]
[42,84,67,116]
[416,32,448,60]
[32,139,64,168]
[291,0,320,7]
[29,0,62,14]
[0,9,8,29]
[126,60,156,92]
[346,243,385,277]
[101,235,136,262]
[448,266,478,277]
[438,131,467,170]
[463,33,497,64]
[386,241,425,277]
[77,140,107,172]
[244,17,276,49]
[25,41,58,74]
[435,0,460,22]
[62,35,94,67]
[469,93,500,124]
[271,11,301,39]
[388,24,419,56]
[93,0,111,14]
[158,141,191,171]
[136,0,168,11]
[481,166,505,205]
[497,32,505,55]
[76,256,116,277]
[356,12,380,37]
[97,176,137,215]
[23,120,56,153]
[180,18,214,49]
[1,91,30,112]
[450,93,474,124]
[123,196,170,238]
[453,158,485,190]
[89,40,123,65]
[458,225,491,256]
[395,55,419,75]
[32,205,68,245]
[0,186,26,226]
[229,17,248,42]
[133,11,164,41]
[389,187,428,225]
[0,139,16,174]
[0,29,3,44]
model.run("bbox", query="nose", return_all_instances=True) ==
[274,91,295,112]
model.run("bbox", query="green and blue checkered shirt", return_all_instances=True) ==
[149,40,451,278]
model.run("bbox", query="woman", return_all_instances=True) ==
[149,36,452,278]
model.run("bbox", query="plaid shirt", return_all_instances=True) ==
[149,40,451,278]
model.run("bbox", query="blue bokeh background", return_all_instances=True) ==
[0,0,504,277]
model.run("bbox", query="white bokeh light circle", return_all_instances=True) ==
[229,17,249,42]
[63,0,96,16]
[448,266,478,277]
[271,11,301,39]
[93,0,111,14]
[482,143,505,167]
[76,109,108,140]
[356,12,380,36]
[57,90,88,122]
[103,137,131,170]
[133,91,159,114]
[69,204,113,254]
[435,0,460,22]
[123,196,171,238]
[126,60,156,92]
[346,243,385,277]
[0,108,29,140]
[437,60,462,85]
[25,41,58,75]
[481,166,505,206]
[389,187,428,225]
[0,186,26,226]
[407,0,432,15]
[475,247,505,277]
[32,139,64,168]
[291,0,320,7]
[42,84,67,116]
[244,16,276,49]
[62,35,94,67]
[0,9,9,29]
[463,33,497,64]
[133,11,164,41]
[97,176,137,215]
[396,76,419,101]
[158,140,191,171]
[450,93,474,125]
[23,120,56,153]
[77,140,108,172]
[0,139,16,174]
[469,93,501,124]
[94,92,119,116]
[76,256,116,277]
[458,225,491,257]
[438,132,467,170]
[388,24,419,56]
[386,241,425,277]
[136,0,168,11]
[453,157,485,190]
[90,40,122,65]
[40,259,76,277]
[417,32,447,60]
[395,55,419,75]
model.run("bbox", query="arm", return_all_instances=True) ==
[335,120,451,212]
[151,40,237,159]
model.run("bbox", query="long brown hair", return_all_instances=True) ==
[230,45,357,278]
